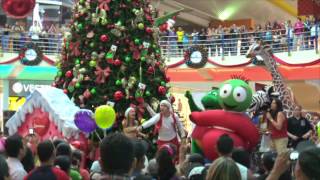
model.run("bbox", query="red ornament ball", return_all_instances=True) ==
[114,91,124,101]
[160,23,168,32]
[63,89,68,94]
[155,61,161,67]
[147,66,155,74]
[2,0,35,19]
[114,59,122,66]
[146,27,153,33]
[158,86,166,95]
[165,76,171,82]
[136,97,144,104]
[65,71,73,78]
[100,34,109,42]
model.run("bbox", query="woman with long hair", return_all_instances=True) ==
[122,107,147,139]
[206,157,241,180]
[265,98,288,153]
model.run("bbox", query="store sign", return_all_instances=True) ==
[9,80,53,97]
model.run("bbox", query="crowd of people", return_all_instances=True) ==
[161,16,320,56]
[0,98,319,180]
[0,21,67,53]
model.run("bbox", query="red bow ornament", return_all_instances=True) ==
[95,66,111,84]
[98,0,111,11]
[69,41,81,57]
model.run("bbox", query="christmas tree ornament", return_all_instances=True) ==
[2,0,36,19]
[125,56,131,63]
[63,89,68,94]
[111,29,122,37]
[83,89,91,99]
[75,58,80,65]
[77,23,84,30]
[68,85,75,93]
[116,80,122,86]
[128,76,137,89]
[66,70,73,78]
[90,88,96,94]
[146,27,153,33]
[140,57,146,61]
[158,86,166,95]
[95,66,111,84]
[89,60,96,67]
[145,91,151,96]
[138,23,144,30]
[79,68,86,74]
[75,82,81,88]
[143,41,150,49]
[114,91,124,101]
[89,42,95,48]
[134,38,141,45]
[113,59,122,66]
[100,34,109,42]
[147,66,155,74]
[105,45,117,60]
[91,51,98,59]
[98,0,111,11]
[161,81,166,86]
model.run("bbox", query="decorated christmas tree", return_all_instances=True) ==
[54,0,173,124]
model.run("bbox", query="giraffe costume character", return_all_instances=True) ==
[246,42,297,118]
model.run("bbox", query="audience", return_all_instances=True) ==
[206,157,241,180]
[99,133,134,179]
[24,140,69,180]
[0,155,10,180]
[5,134,27,180]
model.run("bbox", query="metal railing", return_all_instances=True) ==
[159,29,319,58]
[0,28,319,58]
[0,31,63,55]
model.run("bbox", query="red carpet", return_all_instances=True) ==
[167,64,320,82]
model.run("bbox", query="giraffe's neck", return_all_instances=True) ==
[259,50,296,117]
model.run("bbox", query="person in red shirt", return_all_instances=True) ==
[24,140,70,180]
[265,98,288,153]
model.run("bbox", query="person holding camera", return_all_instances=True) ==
[287,106,313,149]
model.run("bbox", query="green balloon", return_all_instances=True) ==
[75,82,81,88]
[95,105,116,129]
[125,56,131,63]
[89,60,97,67]
[134,39,140,45]
[91,88,96,94]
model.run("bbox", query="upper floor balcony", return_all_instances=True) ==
[0,28,319,81]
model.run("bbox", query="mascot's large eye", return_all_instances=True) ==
[233,87,247,102]
[220,84,232,98]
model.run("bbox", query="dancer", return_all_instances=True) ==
[122,107,147,139]
[137,100,186,150]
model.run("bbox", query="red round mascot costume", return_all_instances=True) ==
[190,79,259,160]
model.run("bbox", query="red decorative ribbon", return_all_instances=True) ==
[69,41,81,57]
[94,66,111,84]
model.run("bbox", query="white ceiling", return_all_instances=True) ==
[161,0,296,26]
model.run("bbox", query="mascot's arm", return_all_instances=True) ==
[185,91,202,112]
[190,110,259,148]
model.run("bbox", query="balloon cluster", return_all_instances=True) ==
[74,105,116,133]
